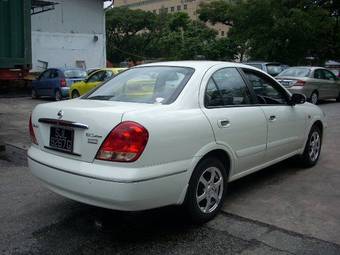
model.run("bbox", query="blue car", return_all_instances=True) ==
[31,68,87,100]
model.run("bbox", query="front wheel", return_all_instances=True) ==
[31,89,38,99]
[299,125,322,167]
[184,157,227,224]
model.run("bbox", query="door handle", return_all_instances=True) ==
[268,115,276,122]
[218,119,231,128]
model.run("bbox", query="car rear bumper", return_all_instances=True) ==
[61,87,70,97]
[27,147,189,211]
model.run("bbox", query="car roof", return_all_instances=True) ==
[137,61,256,71]
[284,66,325,70]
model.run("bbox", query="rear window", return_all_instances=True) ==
[84,66,194,104]
[278,68,311,77]
[64,69,87,78]
[266,64,284,76]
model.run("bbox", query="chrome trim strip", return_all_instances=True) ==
[28,156,187,183]
[38,118,89,129]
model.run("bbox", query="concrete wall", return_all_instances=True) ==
[31,0,106,71]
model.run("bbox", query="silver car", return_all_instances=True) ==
[276,66,340,104]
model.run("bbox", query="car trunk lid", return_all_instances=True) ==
[32,99,155,163]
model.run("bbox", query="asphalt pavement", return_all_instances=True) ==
[1,97,340,254]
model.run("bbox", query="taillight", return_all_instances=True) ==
[29,115,38,145]
[96,121,149,162]
[294,80,305,86]
[60,79,67,87]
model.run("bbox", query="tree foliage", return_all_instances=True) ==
[198,0,340,65]
[106,7,237,64]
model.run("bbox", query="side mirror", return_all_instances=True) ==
[289,93,306,105]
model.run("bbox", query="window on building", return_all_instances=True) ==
[164,7,168,13]
[153,10,156,13]
[184,4,187,10]
[177,5,181,11]
[171,6,174,12]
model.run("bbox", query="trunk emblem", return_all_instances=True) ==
[57,110,64,119]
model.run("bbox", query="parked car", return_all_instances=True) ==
[276,66,340,104]
[28,61,326,223]
[32,68,87,101]
[245,61,287,76]
[329,68,340,78]
[69,68,126,98]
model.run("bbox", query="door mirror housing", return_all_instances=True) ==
[289,93,306,105]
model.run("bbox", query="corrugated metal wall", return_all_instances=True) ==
[0,0,31,69]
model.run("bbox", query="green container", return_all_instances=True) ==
[0,0,31,69]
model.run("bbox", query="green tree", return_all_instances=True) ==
[198,0,340,65]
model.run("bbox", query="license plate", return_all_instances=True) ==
[49,126,74,153]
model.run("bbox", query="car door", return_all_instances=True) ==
[35,70,51,96]
[200,66,268,175]
[46,69,60,96]
[242,68,306,161]
[313,69,329,99]
[84,70,105,92]
[323,69,340,98]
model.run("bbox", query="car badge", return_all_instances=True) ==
[57,110,64,119]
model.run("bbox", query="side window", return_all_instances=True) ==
[40,70,51,80]
[244,70,288,104]
[323,70,336,81]
[205,68,251,107]
[87,71,104,83]
[49,70,59,79]
[314,69,325,79]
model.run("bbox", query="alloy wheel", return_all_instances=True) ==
[196,166,224,214]
[311,93,318,105]
[308,131,321,162]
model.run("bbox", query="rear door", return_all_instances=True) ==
[84,70,105,92]
[323,69,340,98]
[200,66,268,175]
[313,69,329,98]
[36,70,52,96]
[46,69,60,96]
[242,68,306,161]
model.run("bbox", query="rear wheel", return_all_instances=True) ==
[71,90,80,99]
[54,90,62,101]
[336,92,340,102]
[31,89,39,99]
[309,91,319,105]
[184,157,227,224]
[299,125,322,167]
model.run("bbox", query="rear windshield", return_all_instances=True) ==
[266,64,284,76]
[64,69,87,78]
[84,66,194,104]
[278,68,311,77]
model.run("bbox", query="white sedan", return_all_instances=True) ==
[28,61,326,223]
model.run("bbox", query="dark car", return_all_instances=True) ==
[31,68,87,100]
[245,62,287,77]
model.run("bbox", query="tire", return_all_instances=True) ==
[54,90,62,101]
[31,89,38,99]
[336,92,340,102]
[299,125,322,168]
[309,91,319,105]
[71,90,80,99]
[184,157,227,224]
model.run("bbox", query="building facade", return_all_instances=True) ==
[31,0,106,72]
[114,0,230,37]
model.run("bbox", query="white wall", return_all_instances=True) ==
[31,0,106,71]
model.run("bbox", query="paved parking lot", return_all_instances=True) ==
[0,97,340,254]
